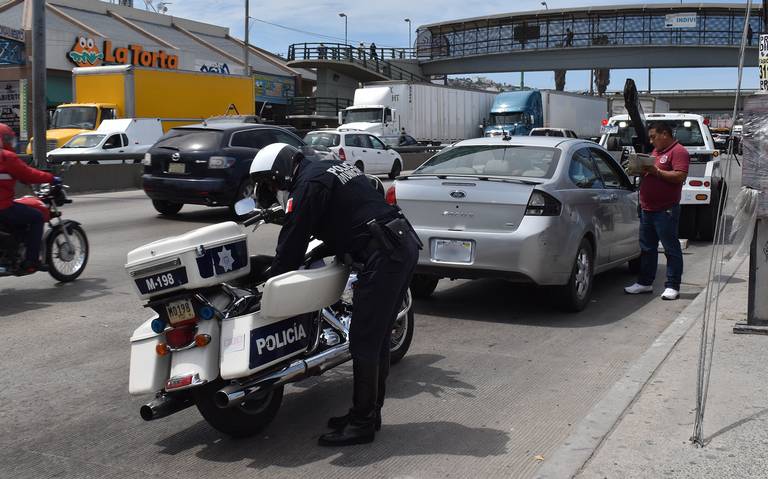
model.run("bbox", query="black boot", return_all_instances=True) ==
[327,408,381,431]
[319,359,379,446]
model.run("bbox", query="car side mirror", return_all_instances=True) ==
[384,144,391,150]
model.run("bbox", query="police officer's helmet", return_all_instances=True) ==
[250,143,304,191]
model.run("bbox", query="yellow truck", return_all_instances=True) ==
[29,65,255,154]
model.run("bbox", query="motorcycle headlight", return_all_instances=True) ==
[142,153,152,166]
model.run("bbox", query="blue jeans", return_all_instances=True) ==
[638,205,683,290]
[0,203,44,263]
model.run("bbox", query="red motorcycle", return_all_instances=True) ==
[0,183,88,281]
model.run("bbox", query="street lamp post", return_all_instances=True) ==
[244,0,249,75]
[404,18,412,51]
[339,13,347,44]
[541,1,548,10]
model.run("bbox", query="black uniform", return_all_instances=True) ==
[269,158,419,440]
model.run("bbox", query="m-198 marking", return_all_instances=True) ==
[135,267,188,295]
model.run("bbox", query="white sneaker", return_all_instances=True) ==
[624,283,653,294]
[661,288,679,301]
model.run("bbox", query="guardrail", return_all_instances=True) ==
[287,43,426,82]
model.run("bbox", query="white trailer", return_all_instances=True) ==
[607,96,670,116]
[540,91,608,139]
[339,82,497,145]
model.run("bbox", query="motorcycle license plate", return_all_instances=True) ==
[168,163,186,174]
[135,267,188,295]
[431,239,473,263]
[166,298,195,324]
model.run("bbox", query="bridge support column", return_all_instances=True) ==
[315,67,360,118]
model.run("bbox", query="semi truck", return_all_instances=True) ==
[483,90,607,138]
[337,82,497,146]
[28,65,255,154]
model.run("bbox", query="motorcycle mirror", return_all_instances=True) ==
[365,174,386,196]
[234,197,257,216]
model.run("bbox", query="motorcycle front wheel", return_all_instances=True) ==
[194,381,283,438]
[46,224,89,282]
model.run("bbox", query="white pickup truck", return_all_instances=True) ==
[599,112,724,241]
[47,118,164,165]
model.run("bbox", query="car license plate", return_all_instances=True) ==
[165,298,195,324]
[601,125,619,134]
[168,162,186,174]
[135,267,188,295]
[432,239,473,263]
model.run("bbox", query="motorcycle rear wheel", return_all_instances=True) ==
[194,380,283,438]
[46,224,89,282]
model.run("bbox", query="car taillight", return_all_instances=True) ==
[338,147,346,161]
[689,180,703,187]
[525,190,561,216]
[165,324,197,349]
[385,185,396,205]
[601,119,609,126]
[704,181,710,187]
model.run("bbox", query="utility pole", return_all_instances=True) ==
[243,0,249,76]
[32,0,45,167]
[339,13,348,44]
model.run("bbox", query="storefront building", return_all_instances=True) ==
[0,0,314,141]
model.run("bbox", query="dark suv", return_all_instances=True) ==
[142,123,309,215]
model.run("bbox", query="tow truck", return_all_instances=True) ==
[599,79,725,241]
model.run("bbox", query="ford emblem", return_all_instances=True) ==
[171,152,181,162]
[450,190,466,199]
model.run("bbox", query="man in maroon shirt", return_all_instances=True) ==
[624,122,690,300]
[0,124,57,273]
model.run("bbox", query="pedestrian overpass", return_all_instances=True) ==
[416,3,762,74]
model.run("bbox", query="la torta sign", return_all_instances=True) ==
[68,36,179,69]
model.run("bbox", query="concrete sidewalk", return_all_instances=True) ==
[536,255,768,478]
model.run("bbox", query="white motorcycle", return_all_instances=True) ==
[125,200,414,438]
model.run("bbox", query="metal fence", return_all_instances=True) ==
[287,43,425,82]
[416,7,763,60]
[288,96,352,117]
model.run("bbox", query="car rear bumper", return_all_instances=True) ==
[413,216,574,286]
[142,175,236,206]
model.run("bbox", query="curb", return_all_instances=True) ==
[534,255,745,479]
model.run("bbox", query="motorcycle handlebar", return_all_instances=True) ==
[242,205,284,227]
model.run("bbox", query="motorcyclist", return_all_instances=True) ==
[0,124,58,273]
[250,143,420,446]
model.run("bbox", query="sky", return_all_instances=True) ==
[150,0,760,92]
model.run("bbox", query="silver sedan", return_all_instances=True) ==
[387,136,640,311]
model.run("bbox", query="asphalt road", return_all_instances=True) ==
[0,189,717,479]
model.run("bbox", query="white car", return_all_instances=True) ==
[47,118,164,165]
[303,129,405,178]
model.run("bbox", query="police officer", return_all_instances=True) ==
[250,143,419,446]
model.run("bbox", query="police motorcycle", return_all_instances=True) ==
[126,180,414,438]
[0,181,89,281]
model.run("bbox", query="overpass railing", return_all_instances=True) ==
[287,43,425,81]
[416,8,762,60]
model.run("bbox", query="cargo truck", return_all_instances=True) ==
[483,90,607,138]
[28,65,255,154]
[337,81,497,146]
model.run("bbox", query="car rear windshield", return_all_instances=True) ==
[530,129,564,137]
[153,129,223,151]
[304,132,341,148]
[415,145,559,179]
[606,119,706,147]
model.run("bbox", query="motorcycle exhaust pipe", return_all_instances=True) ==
[215,342,352,409]
[140,394,194,421]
